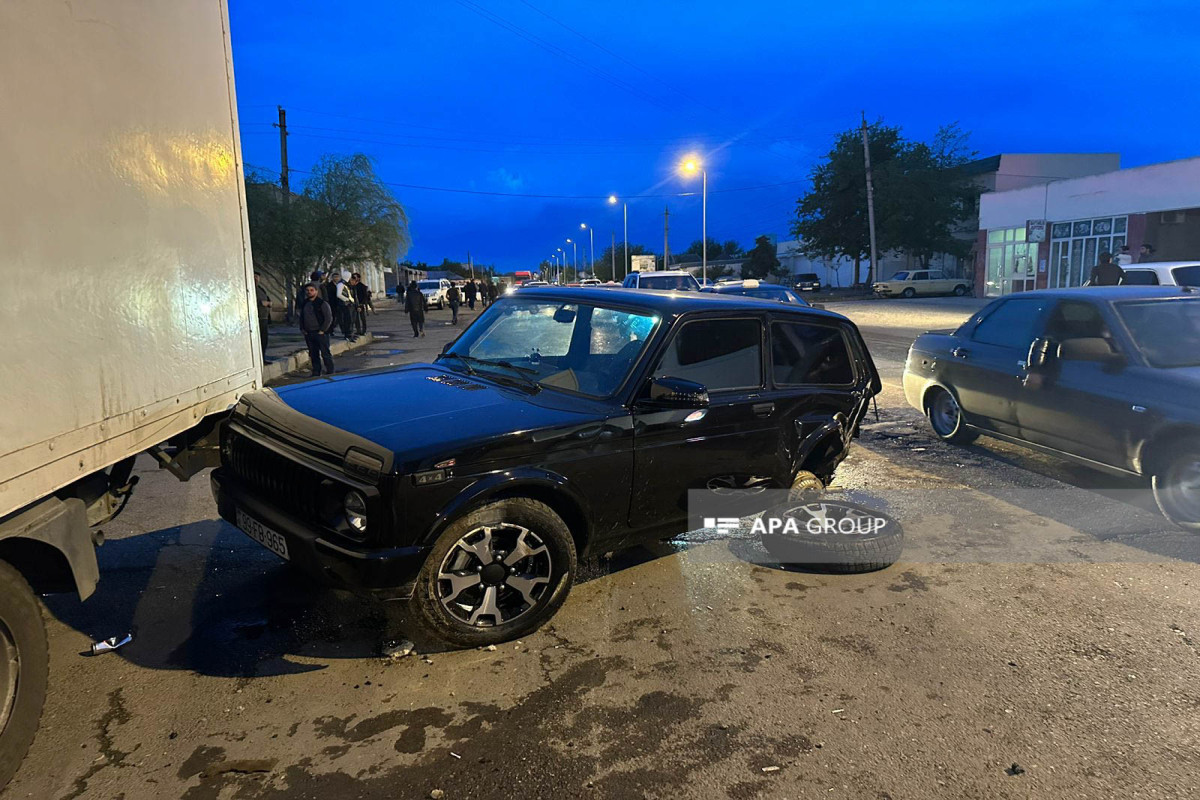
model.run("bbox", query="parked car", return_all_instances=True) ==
[579,278,602,287]
[621,270,702,291]
[418,278,452,309]
[212,288,882,645]
[703,279,811,306]
[1119,261,1200,287]
[794,273,822,292]
[874,270,970,298]
[903,286,1200,529]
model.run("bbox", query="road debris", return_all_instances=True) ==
[831,708,845,714]
[89,633,133,655]
[430,790,444,799]
[451,752,462,759]
[761,766,781,773]
[382,639,415,659]
[1006,763,1025,776]
[483,644,497,652]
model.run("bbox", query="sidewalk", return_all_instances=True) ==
[260,298,489,384]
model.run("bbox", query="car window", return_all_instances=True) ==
[929,272,945,280]
[798,273,819,281]
[772,322,854,385]
[472,303,578,358]
[912,272,928,281]
[1122,269,1159,285]
[971,298,1051,348]
[654,318,762,391]
[1116,299,1200,368]
[1171,265,1200,286]
[738,288,792,302]
[1045,301,1113,341]
[891,272,909,280]
[640,274,698,291]
[622,274,636,288]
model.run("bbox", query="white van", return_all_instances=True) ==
[1120,261,1200,287]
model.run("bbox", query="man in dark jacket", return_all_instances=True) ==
[447,283,461,325]
[404,280,426,337]
[350,273,371,336]
[297,282,335,376]
[254,272,271,362]
[464,279,477,311]
[1089,252,1124,286]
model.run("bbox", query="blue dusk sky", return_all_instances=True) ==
[229,0,1200,271]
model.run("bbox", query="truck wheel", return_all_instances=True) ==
[0,560,49,790]
[1152,446,1200,531]
[953,285,968,297]
[760,500,903,573]
[926,387,977,445]
[407,498,577,648]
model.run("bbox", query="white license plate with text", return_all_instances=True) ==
[236,508,290,560]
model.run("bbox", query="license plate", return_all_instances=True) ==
[236,508,290,560]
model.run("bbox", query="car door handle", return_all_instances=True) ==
[951,347,969,359]
[752,402,775,417]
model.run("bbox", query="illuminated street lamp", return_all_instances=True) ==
[565,238,577,282]
[679,155,707,283]
[556,247,565,284]
[580,223,594,279]
[608,194,628,279]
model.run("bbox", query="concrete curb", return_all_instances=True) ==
[263,332,376,385]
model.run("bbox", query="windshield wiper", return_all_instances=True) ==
[435,352,477,375]
[437,353,541,392]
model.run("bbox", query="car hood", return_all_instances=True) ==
[268,363,612,468]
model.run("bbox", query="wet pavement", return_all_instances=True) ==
[12,295,1200,799]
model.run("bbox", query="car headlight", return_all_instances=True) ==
[344,490,368,533]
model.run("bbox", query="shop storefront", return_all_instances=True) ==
[1047,216,1128,288]
[983,226,1039,297]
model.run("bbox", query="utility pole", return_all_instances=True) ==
[273,106,292,319]
[611,232,616,280]
[663,205,670,271]
[860,110,879,287]
[468,251,474,281]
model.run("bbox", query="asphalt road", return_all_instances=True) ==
[12,296,1200,799]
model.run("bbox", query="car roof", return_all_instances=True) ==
[1124,261,1200,271]
[712,281,789,291]
[508,286,846,320]
[637,270,695,278]
[994,286,1198,301]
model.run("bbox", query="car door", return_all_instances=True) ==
[941,296,1053,436]
[1015,299,1144,467]
[910,271,930,295]
[629,314,779,532]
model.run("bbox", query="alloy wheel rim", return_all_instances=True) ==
[707,475,772,496]
[1170,458,1200,520]
[933,393,960,435]
[437,524,553,627]
[779,502,884,536]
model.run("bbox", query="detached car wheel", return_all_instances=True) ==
[409,498,577,647]
[927,388,977,445]
[1153,448,1200,531]
[760,501,903,573]
[0,561,49,790]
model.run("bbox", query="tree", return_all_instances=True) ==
[246,153,411,293]
[742,235,781,280]
[591,242,651,281]
[791,121,904,286]
[676,237,744,263]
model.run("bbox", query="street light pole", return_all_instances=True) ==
[581,223,593,278]
[702,168,707,284]
[556,247,565,283]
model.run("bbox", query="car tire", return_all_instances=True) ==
[407,498,577,648]
[953,285,968,297]
[926,387,978,445]
[1152,445,1200,531]
[787,470,825,503]
[901,288,916,299]
[0,560,49,790]
[760,500,903,574]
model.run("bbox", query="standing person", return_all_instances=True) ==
[1116,245,1133,267]
[350,273,370,337]
[1139,243,1156,263]
[1089,252,1124,286]
[254,272,271,362]
[332,270,355,341]
[488,279,498,305]
[464,279,477,311]
[395,280,405,305]
[447,282,461,325]
[297,282,335,377]
[405,280,426,337]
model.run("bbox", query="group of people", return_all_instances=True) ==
[402,278,499,335]
[295,269,375,377]
[1090,242,1156,286]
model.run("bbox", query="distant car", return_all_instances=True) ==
[418,278,452,309]
[703,279,811,306]
[874,270,970,298]
[579,278,602,287]
[1119,261,1200,287]
[794,273,822,292]
[621,270,702,291]
[903,286,1200,530]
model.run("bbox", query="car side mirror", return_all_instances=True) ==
[643,376,709,408]
[810,303,826,311]
[1027,337,1056,370]
[1059,337,1126,369]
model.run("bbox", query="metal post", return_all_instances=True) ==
[623,203,628,279]
[702,169,707,284]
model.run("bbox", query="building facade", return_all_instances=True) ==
[977,156,1200,297]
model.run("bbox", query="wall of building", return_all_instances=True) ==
[992,153,1120,193]
[1141,208,1200,260]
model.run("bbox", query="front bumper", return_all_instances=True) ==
[210,468,429,600]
